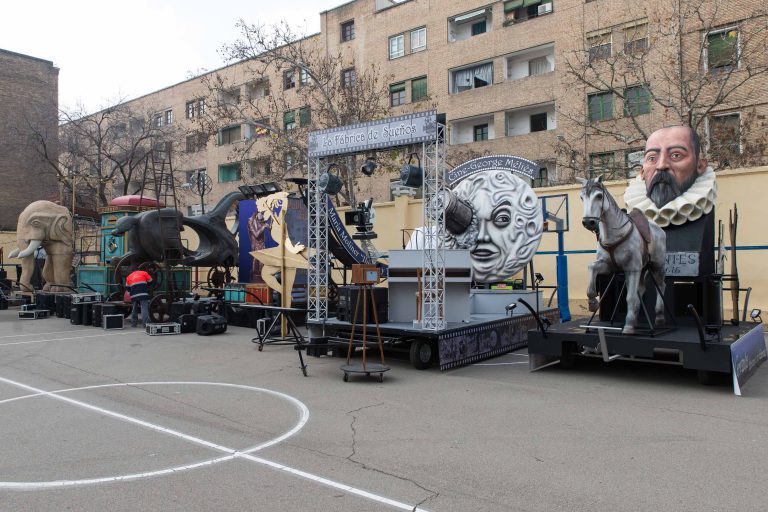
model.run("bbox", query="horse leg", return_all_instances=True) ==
[586,258,610,313]
[651,265,667,326]
[623,271,641,334]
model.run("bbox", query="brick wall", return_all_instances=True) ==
[0,49,59,230]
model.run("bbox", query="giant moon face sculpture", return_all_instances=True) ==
[445,171,543,283]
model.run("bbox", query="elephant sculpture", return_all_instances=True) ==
[8,200,74,293]
[110,191,244,269]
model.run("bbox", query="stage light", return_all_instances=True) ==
[361,157,377,176]
[318,163,343,195]
[400,152,423,188]
[750,308,762,323]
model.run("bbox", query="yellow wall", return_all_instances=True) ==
[342,166,768,316]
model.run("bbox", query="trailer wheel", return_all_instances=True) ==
[559,341,578,369]
[410,339,433,370]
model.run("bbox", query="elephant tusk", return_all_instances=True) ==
[7,247,20,258]
[16,239,42,259]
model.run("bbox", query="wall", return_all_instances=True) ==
[0,49,59,230]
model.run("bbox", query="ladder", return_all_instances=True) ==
[138,142,185,304]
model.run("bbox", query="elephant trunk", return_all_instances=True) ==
[16,239,42,259]
[7,247,20,258]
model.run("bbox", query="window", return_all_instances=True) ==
[198,99,206,115]
[299,106,311,127]
[452,62,493,93]
[624,85,651,116]
[283,70,296,90]
[624,22,648,54]
[299,68,309,85]
[624,148,644,177]
[534,167,549,188]
[588,32,612,63]
[411,77,428,102]
[185,169,207,186]
[249,158,271,177]
[589,152,617,179]
[389,34,405,59]
[113,123,127,137]
[530,113,548,132]
[473,124,489,142]
[471,20,487,36]
[528,56,552,76]
[411,27,427,52]
[284,153,296,171]
[342,68,356,88]
[153,115,163,128]
[588,92,613,122]
[284,110,296,130]
[707,28,739,70]
[341,20,355,42]
[130,118,143,132]
[709,113,741,157]
[218,163,241,183]
[186,101,196,119]
[449,9,491,42]
[390,82,406,106]
[219,125,241,145]
[504,0,553,24]
[164,110,173,125]
[185,132,206,152]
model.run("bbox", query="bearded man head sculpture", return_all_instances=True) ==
[624,126,717,227]
[445,171,543,283]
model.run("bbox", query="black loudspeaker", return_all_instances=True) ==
[196,314,227,336]
[56,294,73,318]
[35,292,57,314]
[81,303,93,326]
[0,268,6,280]
[0,296,7,310]
[178,313,198,333]
[70,306,83,325]
[170,301,192,322]
[336,286,388,323]
[92,303,117,327]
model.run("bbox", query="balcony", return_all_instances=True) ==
[449,114,495,145]
[505,103,556,137]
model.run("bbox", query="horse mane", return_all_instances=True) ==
[586,178,623,217]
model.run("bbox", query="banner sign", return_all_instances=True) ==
[308,110,437,157]
[326,197,370,264]
[447,155,540,187]
[731,323,768,396]
[665,252,700,276]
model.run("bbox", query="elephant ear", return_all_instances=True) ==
[49,214,74,242]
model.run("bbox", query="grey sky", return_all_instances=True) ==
[1,1,344,114]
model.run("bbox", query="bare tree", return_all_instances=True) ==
[198,20,392,205]
[558,0,768,178]
[31,100,181,211]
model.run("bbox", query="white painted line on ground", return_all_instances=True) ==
[0,332,134,347]
[0,329,95,339]
[0,379,429,511]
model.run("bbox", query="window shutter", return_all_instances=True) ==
[299,107,311,126]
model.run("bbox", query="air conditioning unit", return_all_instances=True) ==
[188,204,204,216]
[538,2,552,14]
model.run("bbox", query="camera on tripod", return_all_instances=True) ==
[344,199,377,240]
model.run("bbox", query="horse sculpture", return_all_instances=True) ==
[577,176,667,334]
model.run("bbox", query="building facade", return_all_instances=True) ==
[79,0,768,211]
[0,49,59,230]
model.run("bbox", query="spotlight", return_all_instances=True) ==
[361,157,377,176]
[400,153,423,188]
[318,163,343,195]
[750,308,762,323]
[534,273,544,285]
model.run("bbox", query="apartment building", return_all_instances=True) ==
[85,0,768,211]
[0,49,59,229]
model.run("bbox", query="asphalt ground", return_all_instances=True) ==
[1,309,767,512]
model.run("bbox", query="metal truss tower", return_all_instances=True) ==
[421,124,447,330]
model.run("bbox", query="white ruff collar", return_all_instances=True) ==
[623,166,717,227]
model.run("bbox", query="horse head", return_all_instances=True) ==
[576,175,605,233]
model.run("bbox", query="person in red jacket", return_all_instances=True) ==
[126,269,153,327]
